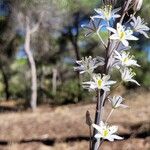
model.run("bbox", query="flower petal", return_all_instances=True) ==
[107,27,117,33]
[109,126,118,134]
[111,134,124,140]
[92,123,102,133]
[121,40,129,47]
[95,133,102,139]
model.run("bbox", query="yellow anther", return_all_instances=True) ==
[97,79,102,89]
[104,129,109,137]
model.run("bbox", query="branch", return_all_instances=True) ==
[30,12,45,34]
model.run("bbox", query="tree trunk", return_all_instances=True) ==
[24,20,37,110]
[73,41,82,101]
[52,68,57,94]
[0,65,10,100]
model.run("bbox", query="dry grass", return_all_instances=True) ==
[0,89,149,149]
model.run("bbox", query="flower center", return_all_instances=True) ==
[123,57,129,63]
[104,11,111,20]
[104,5,112,20]
[103,129,109,137]
[97,79,102,89]
[119,31,126,40]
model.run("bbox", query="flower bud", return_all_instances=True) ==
[132,0,143,11]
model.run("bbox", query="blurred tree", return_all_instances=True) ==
[9,0,76,107]
[0,0,149,106]
[0,0,20,100]
[0,36,18,100]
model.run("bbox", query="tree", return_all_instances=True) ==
[24,16,42,110]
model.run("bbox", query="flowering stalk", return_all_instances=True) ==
[74,0,149,149]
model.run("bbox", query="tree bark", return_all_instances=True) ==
[52,68,57,94]
[0,64,10,100]
[24,18,37,110]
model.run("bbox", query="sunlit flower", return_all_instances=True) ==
[74,56,104,74]
[109,96,128,109]
[108,23,138,46]
[120,68,140,85]
[92,121,123,141]
[81,18,103,36]
[82,74,116,91]
[130,16,149,38]
[114,51,140,67]
[92,5,120,21]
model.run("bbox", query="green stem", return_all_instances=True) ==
[105,109,114,123]
[97,32,107,49]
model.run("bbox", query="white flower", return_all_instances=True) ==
[81,18,103,36]
[92,121,123,141]
[108,23,138,47]
[92,5,120,21]
[74,56,104,74]
[82,74,116,91]
[109,96,128,109]
[120,68,140,86]
[114,51,140,67]
[130,16,150,38]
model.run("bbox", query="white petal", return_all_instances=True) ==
[90,83,97,90]
[110,34,119,40]
[94,9,102,14]
[120,104,128,108]
[102,75,110,81]
[140,31,149,38]
[106,136,114,142]
[126,35,138,40]
[129,79,140,86]
[106,81,116,85]
[111,134,124,140]
[95,133,102,139]
[112,7,121,14]
[117,23,124,31]
[82,81,93,84]
[100,121,105,127]
[109,126,118,134]
[102,86,110,91]
[92,124,102,132]
[80,70,85,74]
[92,15,103,19]
[107,27,117,33]
[113,14,121,18]
[121,40,129,47]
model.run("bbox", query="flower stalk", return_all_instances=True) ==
[92,89,102,149]
[74,0,149,149]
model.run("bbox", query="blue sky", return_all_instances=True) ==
[0,1,9,17]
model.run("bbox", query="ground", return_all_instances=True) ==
[0,89,149,150]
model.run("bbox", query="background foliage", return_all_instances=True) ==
[0,0,150,105]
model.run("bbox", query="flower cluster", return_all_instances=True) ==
[74,0,149,148]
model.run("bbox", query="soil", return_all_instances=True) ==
[0,89,149,150]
